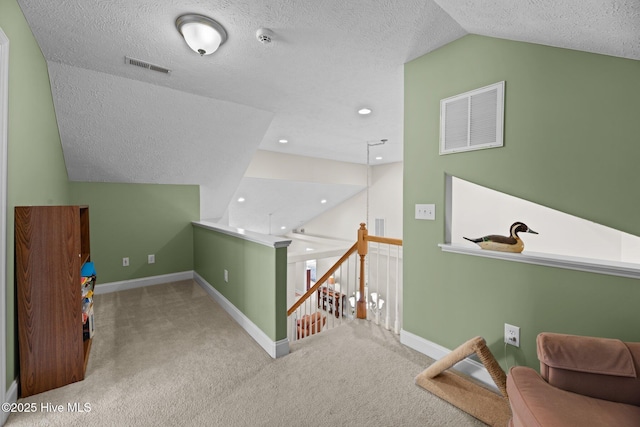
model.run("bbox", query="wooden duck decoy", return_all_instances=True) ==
[464,222,538,253]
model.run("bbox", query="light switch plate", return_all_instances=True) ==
[415,204,435,220]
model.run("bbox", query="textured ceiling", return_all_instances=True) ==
[435,0,640,61]
[16,0,640,233]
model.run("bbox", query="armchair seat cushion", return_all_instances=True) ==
[508,366,640,427]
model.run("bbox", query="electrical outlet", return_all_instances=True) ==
[224,269,229,283]
[122,257,129,267]
[504,323,520,347]
[415,204,435,220]
[148,254,155,264]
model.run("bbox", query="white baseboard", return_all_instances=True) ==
[400,329,499,392]
[94,271,194,295]
[194,272,289,359]
[1,380,18,425]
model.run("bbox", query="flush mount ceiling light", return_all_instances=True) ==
[176,14,227,56]
[358,107,372,115]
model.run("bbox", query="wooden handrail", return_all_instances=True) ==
[287,242,358,316]
[287,222,404,324]
[366,235,402,246]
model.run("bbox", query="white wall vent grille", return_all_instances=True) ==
[125,56,171,74]
[440,81,504,155]
[374,217,385,237]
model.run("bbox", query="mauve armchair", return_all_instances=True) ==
[507,332,640,427]
[296,312,326,339]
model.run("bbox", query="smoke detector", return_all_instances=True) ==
[256,28,274,44]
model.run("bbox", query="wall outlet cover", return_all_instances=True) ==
[504,323,520,347]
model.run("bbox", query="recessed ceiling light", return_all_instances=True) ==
[375,156,383,160]
[358,108,372,115]
[280,226,286,230]
[237,197,245,202]
[320,199,327,204]
[278,139,288,144]
[306,247,314,251]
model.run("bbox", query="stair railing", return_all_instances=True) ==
[287,242,357,341]
[287,223,403,341]
[366,234,403,333]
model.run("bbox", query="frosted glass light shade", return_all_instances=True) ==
[176,14,227,56]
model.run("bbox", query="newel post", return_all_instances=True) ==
[357,223,368,319]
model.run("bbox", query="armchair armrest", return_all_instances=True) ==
[538,333,640,406]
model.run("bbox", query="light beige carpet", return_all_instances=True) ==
[6,280,488,426]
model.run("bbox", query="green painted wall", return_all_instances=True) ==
[70,182,199,284]
[193,225,288,342]
[404,35,640,370]
[1,0,72,390]
[2,1,201,390]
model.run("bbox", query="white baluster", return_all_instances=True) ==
[385,243,391,330]
[394,245,401,334]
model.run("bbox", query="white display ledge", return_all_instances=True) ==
[193,221,291,249]
[439,244,640,280]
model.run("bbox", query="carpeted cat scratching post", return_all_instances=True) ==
[415,336,511,427]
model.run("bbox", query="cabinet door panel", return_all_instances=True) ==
[15,206,85,397]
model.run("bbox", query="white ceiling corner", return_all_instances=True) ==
[433,0,640,61]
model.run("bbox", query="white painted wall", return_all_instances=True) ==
[367,162,403,238]
[245,150,368,186]
[301,162,403,240]
[451,176,640,263]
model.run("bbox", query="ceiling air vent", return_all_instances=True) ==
[125,56,171,74]
[440,81,504,155]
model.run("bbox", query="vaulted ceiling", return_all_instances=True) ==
[17,0,640,234]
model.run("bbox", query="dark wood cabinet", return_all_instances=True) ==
[15,205,94,397]
[317,287,346,318]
